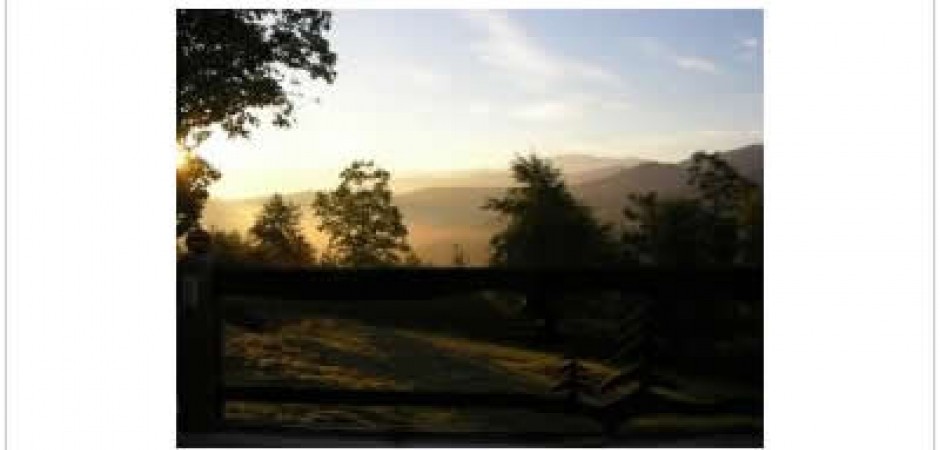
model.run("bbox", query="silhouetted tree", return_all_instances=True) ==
[177,153,221,236]
[177,9,337,146]
[688,152,755,217]
[621,193,708,267]
[207,229,257,264]
[614,152,763,388]
[176,9,337,237]
[485,154,615,342]
[688,152,759,266]
[311,161,413,267]
[621,152,761,267]
[484,154,615,268]
[249,193,315,266]
[402,250,426,267]
[739,189,763,266]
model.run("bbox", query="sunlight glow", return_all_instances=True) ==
[177,149,195,170]
[189,10,763,200]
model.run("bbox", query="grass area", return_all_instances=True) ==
[399,329,617,389]
[222,312,760,435]
[225,316,619,393]
[224,316,611,431]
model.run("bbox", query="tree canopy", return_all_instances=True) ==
[176,9,337,238]
[311,161,415,267]
[176,153,221,236]
[249,193,315,266]
[177,9,337,146]
[688,152,757,217]
[621,151,762,267]
[613,152,763,391]
[484,154,615,268]
[621,193,709,267]
[204,229,256,264]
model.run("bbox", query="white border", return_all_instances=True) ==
[4,1,934,449]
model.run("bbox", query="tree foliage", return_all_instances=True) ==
[311,161,414,267]
[621,193,708,267]
[688,152,755,214]
[484,154,615,268]
[176,9,337,237]
[621,152,762,267]
[206,229,257,264]
[176,153,221,236]
[613,152,764,389]
[249,193,315,266]
[177,9,337,146]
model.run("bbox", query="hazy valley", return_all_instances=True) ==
[203,144,762,265]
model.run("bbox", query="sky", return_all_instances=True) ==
[196,9,763,199]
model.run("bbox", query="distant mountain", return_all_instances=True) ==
[551,154,647,175]
[676,143,763,184]
[575,162,693,224]
[201,144,762,265]
[578,144,763,223]
[389,154,647,193]
[716,143,763,182]
[391,170,510,193]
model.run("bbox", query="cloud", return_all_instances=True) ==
[633,37,722,75]
[467,101,493,115]
[508,92,631,122]
[736,37,761,61]
[569,61,622,85]
[463,10,620,90]
[675,56,720,74]
[506,92,632,122]
[740,37,759,49]
[397,65,448,89]
[599,98,632,112]
[512,100,582,121]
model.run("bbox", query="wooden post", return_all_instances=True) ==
[178,228,222,432]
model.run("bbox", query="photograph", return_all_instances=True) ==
[7,0,935,448]
[175,8,764,447]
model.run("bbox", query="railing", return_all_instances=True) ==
[177,246,762,441]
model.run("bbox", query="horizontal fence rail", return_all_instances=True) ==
[224,385,762,416]
[225,386,571,412]
[179,256,762,440]
[212,266,762,300]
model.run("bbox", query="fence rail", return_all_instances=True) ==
[178,252,762,439]
[212,265,761,300]
[224,384,762,416]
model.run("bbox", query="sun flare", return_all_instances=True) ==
[176,149,193,169]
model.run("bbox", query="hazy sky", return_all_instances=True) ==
[197,9,763,198]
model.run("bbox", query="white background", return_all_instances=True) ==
[3,0,934,449]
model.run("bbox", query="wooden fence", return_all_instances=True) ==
[177,246,762,441]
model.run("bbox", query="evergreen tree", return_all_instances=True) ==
[484,154,615,268]
[249,193,315,266]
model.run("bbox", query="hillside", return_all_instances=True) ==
[201,144,762,265]
[576,143,762,223]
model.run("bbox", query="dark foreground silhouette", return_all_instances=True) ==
[179,247,762,447]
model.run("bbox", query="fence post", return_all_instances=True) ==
[178,228,222,432]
